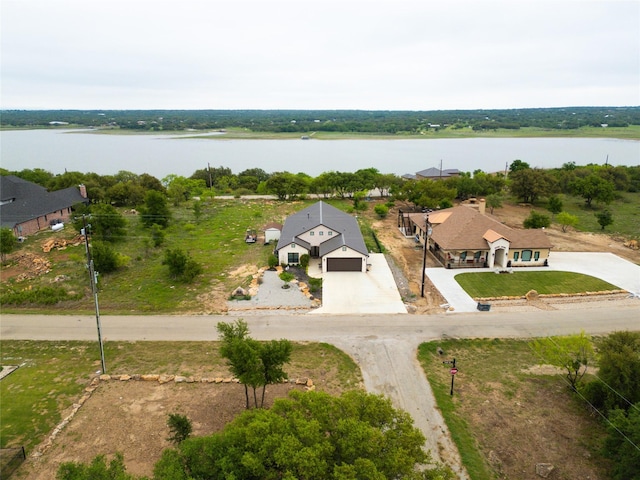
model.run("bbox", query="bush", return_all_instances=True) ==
[374,204,389,218]
[279,271,295,284]
[523,211,551,229]
[579,380,608,411]
[163,248,202,283]
[167,413,192,445]
[0,285,80,305]
[300,254,310,269]
[267,254,278,269]
[308,277,322,293]
[92,241,120,273]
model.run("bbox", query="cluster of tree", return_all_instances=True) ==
[57,322,454,479]
[531,331,640,480]
[3,106,639,133]
[57,390,455,480]
[217,320,292,409]
[3,163,638,212]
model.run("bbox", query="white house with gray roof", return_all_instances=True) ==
[275,201,369,272]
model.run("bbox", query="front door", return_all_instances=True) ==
[311,246,320,257]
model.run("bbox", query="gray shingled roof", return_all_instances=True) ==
[415,167,460,178]
[0,175,87,229]
[276,201,368,257]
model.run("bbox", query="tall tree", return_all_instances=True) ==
[88,204,127,242]
[509,168,557,204]
[571,174,615,207]
[217,320,292,409]
[485,193,503,214]
[140,190,171,228]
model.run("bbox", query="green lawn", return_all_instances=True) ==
[0,340,362,455]
[454,271,620,298]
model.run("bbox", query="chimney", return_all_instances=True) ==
[479,198,486,215]
[79,184,87,199]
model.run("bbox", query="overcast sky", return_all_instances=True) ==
[1,0,638,110]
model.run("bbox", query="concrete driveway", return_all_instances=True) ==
[309,253,408,315]
[426,252,640,313]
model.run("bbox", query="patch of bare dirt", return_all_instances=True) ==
[23,381,307,479]
[462,374,610,479]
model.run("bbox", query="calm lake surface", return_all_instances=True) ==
[1,129,638,179]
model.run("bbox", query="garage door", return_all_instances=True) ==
[326,258,362,272]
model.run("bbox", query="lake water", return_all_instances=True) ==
[1,129,638,179]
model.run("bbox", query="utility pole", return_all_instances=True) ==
[420,215,432,298]
[82,215,106,374]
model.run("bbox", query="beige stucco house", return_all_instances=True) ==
[402,201,552,269]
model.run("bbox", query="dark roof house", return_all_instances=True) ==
[0,175,88,236]
[275,201,369,272]
[415,167,461,180]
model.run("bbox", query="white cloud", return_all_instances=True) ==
[1,0,638,109]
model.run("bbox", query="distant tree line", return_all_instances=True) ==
[2,106,639,132]
[2,162,638,213]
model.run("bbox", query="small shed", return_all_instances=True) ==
[263,222,282,244]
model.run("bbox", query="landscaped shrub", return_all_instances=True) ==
[300,254,310,269]
[279,271,294,283]
[268,254,278,270]
[308,277,322,293]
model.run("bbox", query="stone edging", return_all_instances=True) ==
[476,289,628,302]
[32,374,314,459]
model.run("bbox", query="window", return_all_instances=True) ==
[342,246,347,251]
[328,231,333,236]
[288,252,299,264]
[513,251,519,261]
[474,251,481,260]
[291,243,296,248]
[534,251,540,261]
[310,231,314,236]
[319,231,324,236]
[522,250,532,261]
[459,251,467,261]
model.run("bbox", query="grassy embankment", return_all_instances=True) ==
[0,340,362,454]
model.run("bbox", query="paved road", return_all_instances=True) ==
[2,306,639,477]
